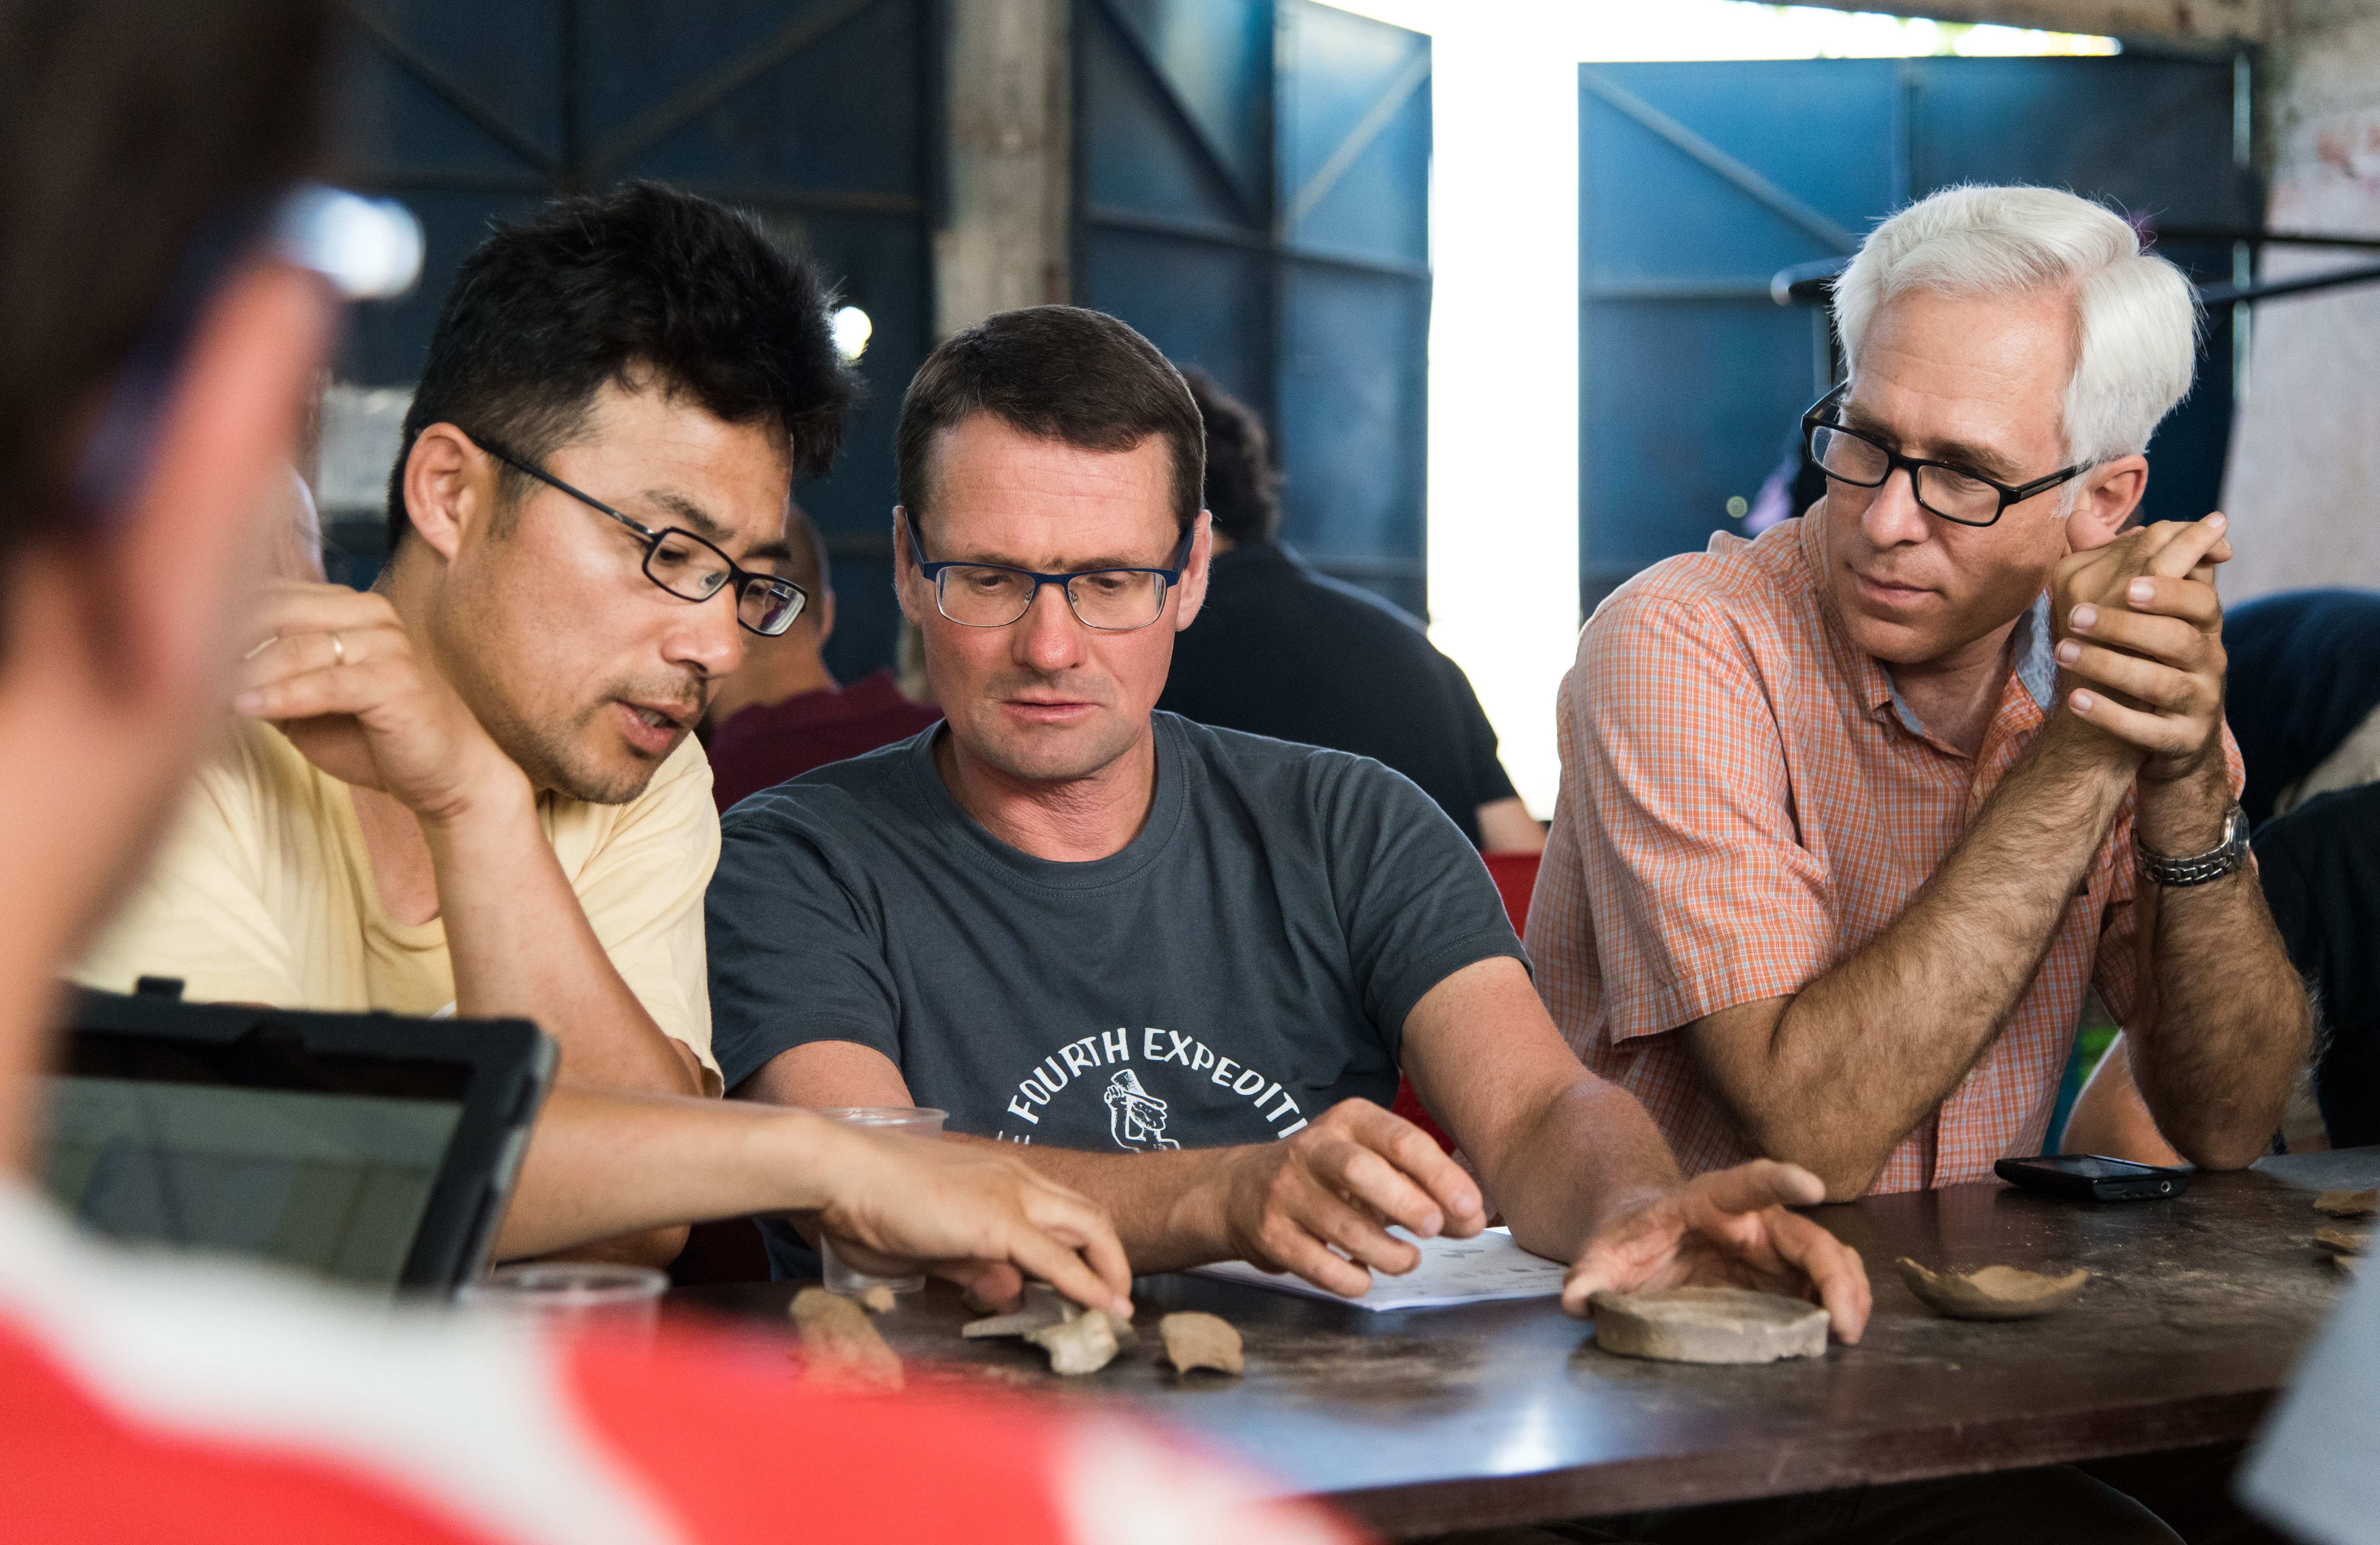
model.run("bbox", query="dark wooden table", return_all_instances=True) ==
[674,1149,2376,1538]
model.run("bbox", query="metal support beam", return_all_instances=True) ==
[1882,0,2263,43]
[937,0,1071,337]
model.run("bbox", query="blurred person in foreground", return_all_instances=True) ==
[1157,369,1542,853]
[703,502,940,812]
[0,4,1341,1541]
[1534,185,2310,1206]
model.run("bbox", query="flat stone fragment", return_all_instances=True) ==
[2333,1254,2362,1280]
[1896,1258,2091,1321]
[791,1287,904,1392]
[857,1285,897,1314]
[1159,1312,1244,1377]
[2314,1190,2379,1219]
[1027,1310,1119,1375]
[1587,1287,1827,1365]
[2314,1227,2369,1257]
[962,1283,1068,1339]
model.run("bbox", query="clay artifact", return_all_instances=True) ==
[791,1287,904,1392]
[2314,1227,2369,1257]
[962,1283,1068,1339]
[2314,1190,2379,1219]
[1158,1312,1244,1376]
[1587,1287,1827,1365]
[1896,1258,2090,1320]
[857,1284,897,1314]
[1027,1310,1120,1376]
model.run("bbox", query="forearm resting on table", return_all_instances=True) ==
[496,1084,845,1260]
[1687,734,2132,1199]
[2121,848,2311,1168]
[1478,1076,1683,1265]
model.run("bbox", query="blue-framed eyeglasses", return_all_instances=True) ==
[906,516,1197,631]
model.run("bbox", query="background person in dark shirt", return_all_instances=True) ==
[1158,369,1542,852]
[2254,783,2380,1148]
[2223,587,2380,824]
[703,502,940,811]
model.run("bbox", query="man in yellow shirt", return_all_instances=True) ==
[76,183,856,1263]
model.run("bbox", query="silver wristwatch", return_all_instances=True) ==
[2137,803,2251,887]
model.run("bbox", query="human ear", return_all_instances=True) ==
[2065,454,2148,552]
[1172,512,1213,632]
[812,588,837,647]
[891,507,926,628]
[399,422,488,562]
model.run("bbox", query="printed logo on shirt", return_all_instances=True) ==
[997,1027,1308,1147]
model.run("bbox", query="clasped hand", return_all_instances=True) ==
[2050,513,2231,786]
[235,579,521,822]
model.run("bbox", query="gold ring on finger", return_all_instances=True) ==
[329,631,345,667]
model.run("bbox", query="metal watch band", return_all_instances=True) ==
[2137,803,2251,887]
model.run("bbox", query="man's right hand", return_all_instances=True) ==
[1214,1097,1489,1298]
[234,579,523,823]
[807,1123,1136,1318]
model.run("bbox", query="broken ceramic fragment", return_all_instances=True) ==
[1158,1311,1244,1376]
[961,1283,1068,1339]
[857,1284,897,1314]
[1027,1310,1119,1375]
[791,1286,903,1392]
[2314,1190,2379,1219]
[1895,1258,2090,1320]
[1587,1287,1827,1364]
[2314,1226,2368,1257]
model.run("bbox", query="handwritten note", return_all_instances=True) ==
[1186,1226,1568,1312]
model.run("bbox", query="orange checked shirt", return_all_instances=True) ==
[1527,513,2241,1193]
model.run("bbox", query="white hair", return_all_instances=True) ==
[1832,184,2199,468]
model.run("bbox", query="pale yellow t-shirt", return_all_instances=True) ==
[75,719,722,1092]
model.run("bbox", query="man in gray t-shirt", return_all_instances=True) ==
[709,305,1871,1332]
[712,711,1520,1157]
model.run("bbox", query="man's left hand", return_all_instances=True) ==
[2052,513,2229,789]
[1559,1160,1870,1343]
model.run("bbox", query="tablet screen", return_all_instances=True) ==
[41,1071,464,1288]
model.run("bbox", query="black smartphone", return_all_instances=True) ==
[1994,1153,2191,1202]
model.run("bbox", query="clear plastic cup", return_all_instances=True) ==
[816,1106,948,1295]
[456,1262,669,1340]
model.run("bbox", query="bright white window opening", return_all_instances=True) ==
[1314,2,2116,817]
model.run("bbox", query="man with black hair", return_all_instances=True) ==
[0,4,1335,1536]
[79,185,846,1262]
[1159,369,1541,852]
[710,305,1871,1333]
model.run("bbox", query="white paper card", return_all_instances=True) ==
[1185,1226,1568,1312]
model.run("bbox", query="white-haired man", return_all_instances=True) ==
[1530,184,2312,1204]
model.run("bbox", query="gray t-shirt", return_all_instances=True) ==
[706,712,1526,1156]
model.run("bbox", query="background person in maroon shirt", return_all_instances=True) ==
[704,502,941,810]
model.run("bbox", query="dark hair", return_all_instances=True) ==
[1180,367,1280,545]
[0,0,328,550]
[896,306,1203,537]
[387,182,858,550]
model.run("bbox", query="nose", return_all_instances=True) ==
[1859,464,1931,549]
[661,589,745,681]
[1011,577,1086,673]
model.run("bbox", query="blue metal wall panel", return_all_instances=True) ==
[1580,55,2252,612]
[330,0,932,684]
[1076,0,1430,617]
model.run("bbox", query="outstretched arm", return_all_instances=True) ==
[747,1041,1487,1297]
[501,1083,1133,1314]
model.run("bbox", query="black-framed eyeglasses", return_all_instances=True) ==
[473,438,807,637]
[1801,382,2090,529]
[905,517,1197,631]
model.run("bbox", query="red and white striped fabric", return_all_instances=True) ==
[0,1186,1360,1544]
